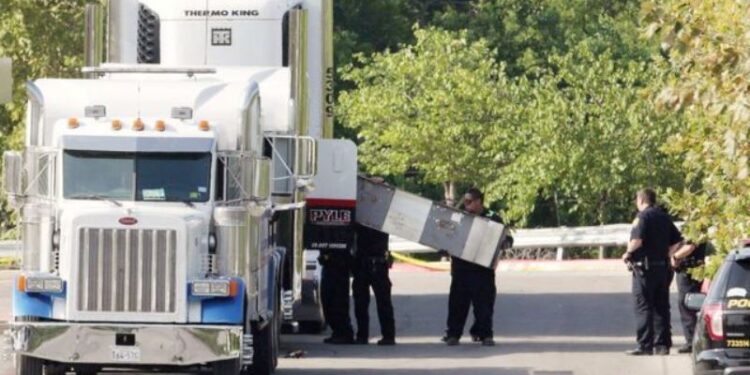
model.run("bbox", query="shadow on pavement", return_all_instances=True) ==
[388,292,684,338]
[280,339,634,360]
[279,367,537,375]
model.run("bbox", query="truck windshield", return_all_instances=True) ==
[63,151,211,202]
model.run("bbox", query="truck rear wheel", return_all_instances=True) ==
[212,357,243,375]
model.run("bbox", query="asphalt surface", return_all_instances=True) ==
[0,264,692,375]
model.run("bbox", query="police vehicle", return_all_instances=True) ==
[687,246,750,375]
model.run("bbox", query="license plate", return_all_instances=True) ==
[111,346,141,362]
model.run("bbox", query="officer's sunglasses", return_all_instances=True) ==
[463,198,474,206]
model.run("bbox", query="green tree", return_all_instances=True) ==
[489,42,684,225]
[338,26,523,204]
[645,0,750,275]
[435,0,649,78]
[0,0,88,238]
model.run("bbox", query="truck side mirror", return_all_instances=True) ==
[3,151,24,204]
[685,293,706,311]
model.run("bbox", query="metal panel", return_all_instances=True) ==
[77,227,176,314]
[381,190,431,242]
[355,177,395,230]
[419,204,473,257]
[356,177,506,269]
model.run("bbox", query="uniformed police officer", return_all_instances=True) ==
[670,240,707,354]
[442,188,512,347]
[352,223,396,345]
[622,188,682,355]
[319,249,355,344]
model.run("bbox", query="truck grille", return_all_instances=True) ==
[77,228,176,313]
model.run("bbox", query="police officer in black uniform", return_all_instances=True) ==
[319,249,355,344]
[442,188,512,347]
[670,239,707,354]
[623,188,683,355]
[352,223,396,345]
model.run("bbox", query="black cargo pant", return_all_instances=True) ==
[352,257,395,340]
[446,266,496,339]
[632,266,672,350]
[321,258,354,339]
[676,271,701,345]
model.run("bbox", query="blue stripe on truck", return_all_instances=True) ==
[201,277,245,324]
[12,283,53,319]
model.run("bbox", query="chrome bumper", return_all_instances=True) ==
[10,322,243,366]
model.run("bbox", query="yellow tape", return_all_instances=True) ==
[390,252,450,272]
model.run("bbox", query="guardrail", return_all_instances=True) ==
[0,222,657,261]
[390,223,646,260]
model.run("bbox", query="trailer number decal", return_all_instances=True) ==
[211,28,232,46]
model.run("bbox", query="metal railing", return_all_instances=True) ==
[0,222,666,262]
[389,223,644,261]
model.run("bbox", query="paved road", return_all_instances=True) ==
[0,266,692,375]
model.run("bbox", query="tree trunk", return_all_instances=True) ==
[443,181,456,207]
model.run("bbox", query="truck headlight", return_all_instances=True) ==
[191,279,237,297]
[18,275,65,294]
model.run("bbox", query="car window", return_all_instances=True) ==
[706,260,733,303]
[724,261,750,298]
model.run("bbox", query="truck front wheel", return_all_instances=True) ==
[250,320,274,375]
[212,357,244,375]
[15,353,43,375]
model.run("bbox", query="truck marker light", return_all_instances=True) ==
[67,117,79,129]
[133,118,145,131]
[199,120,210,131]
[112,119,122,131]
[229,279,238,297]
[16,275,25,292]
[155,120,166,132]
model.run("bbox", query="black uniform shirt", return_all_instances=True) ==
[676,241,707,271]
[355,223,389,258]
[630,206,683,262]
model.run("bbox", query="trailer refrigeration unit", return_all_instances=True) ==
[3,0,349,374]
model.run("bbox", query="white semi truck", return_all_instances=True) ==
[2,1,510,374]
[3,0,355,374]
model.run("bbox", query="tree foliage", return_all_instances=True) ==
[435,0,650,77]
[490,42,683,225]
[0,0,88,238]
[645,0,750,274]
[338,27,523,204]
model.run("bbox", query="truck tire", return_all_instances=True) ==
[212,357,243,375]
[44,363,67,375]
[15,353,43,375]
[250,320,273,375]
[14,316,42,375]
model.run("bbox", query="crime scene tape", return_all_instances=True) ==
[390,251,450,272]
